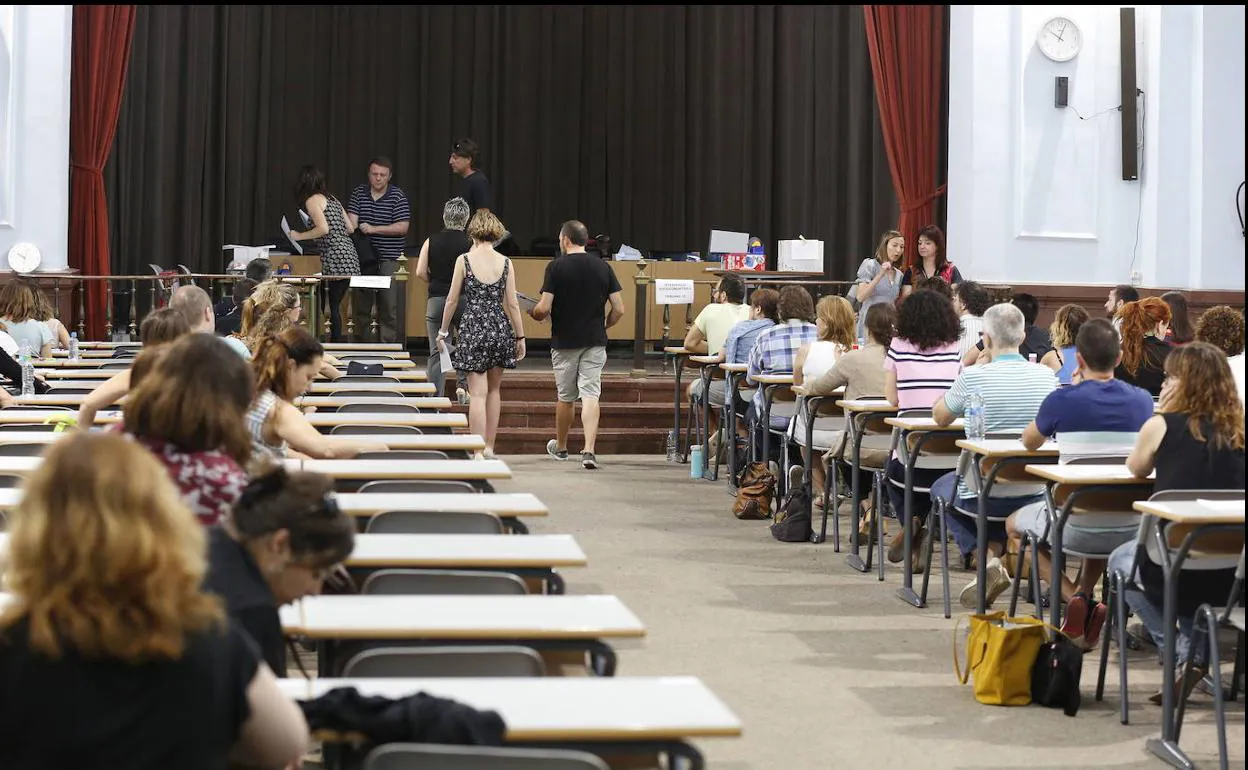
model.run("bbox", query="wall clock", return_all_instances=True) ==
[1038,17,1082,62]
[6,242,41,274]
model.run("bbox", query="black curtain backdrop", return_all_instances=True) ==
[104,5,898,280]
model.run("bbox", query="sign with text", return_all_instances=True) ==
[349,275,392,289]
[654,279,695,305]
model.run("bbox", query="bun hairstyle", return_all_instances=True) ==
[252,326,325,401]
[240,280,300,350]
[233,467,355,570]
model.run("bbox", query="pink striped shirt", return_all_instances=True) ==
[883,338,962,410]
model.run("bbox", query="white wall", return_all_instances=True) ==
[0,5,72,272]
[948,5,1246,291]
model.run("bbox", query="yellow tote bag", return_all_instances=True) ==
[953,611,1047,706]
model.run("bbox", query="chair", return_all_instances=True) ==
[331,424,422,436]
[365,510,504,535]
[339,402,420,414]
[343,645,545,678]
[0,443,47,457]
[1176,549,1245,770]
[47,387,95,396]
[354,450,449,461]
[330,389,404,399]
[337,375,400,383]
[110,348,140,359]
[360,569,529,595]
[1096,489,1245,725]
[365,744,609,770]
[96,362,130,370]
[0,474,24,488]
[358,480,479,495]
[0,424,58,432]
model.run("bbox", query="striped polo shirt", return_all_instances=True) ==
[884,337,962,410]
[943,353,1057,497]
[347,183,411,261]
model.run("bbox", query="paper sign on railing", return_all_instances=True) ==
[350,276,392,289]
[655,279,695,305]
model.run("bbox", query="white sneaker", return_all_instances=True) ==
[545,439,568,461]
[959,557,1012,610]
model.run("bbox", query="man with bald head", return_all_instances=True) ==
[170,285,251,359]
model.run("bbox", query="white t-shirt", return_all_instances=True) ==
[1229,352,1245,405]
[0,330,18,358]
[694,303,750,356]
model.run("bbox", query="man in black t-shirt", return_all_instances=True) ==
[531,220,625,470]
[449,138,492,216]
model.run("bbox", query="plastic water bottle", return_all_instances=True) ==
[965,390,986,442]
[1027,352,1037,364]
[68,332,80,361]
[666,430,679,463]
[855,336,865,351]
[689,445,704,478]
[19,344,35,398]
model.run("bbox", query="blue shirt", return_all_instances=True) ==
[723,319,774,364]
[1033,378,1154,461]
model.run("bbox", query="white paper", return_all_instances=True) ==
[224,245,274,270]
[299,209,312,227]
[614,244,643,261]
[1197,499,1246,512]
[655,279,695,305]
[280,217,303,255]
[777,239,824,272]
[349,275,392,289]
[708,229,750,254]
[438,343,453,374]
[516,292,539,312]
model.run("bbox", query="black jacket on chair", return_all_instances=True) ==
[298,687,506,746]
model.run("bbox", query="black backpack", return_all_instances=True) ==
[1030,636,1083,716]
[769,480,812,542]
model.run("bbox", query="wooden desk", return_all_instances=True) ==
[303,412,466,430]
[752,373,794,385]
[835,399,897,413]
[334,492,547,519]
[307,381,435,395]
[291,458,509,482]
[283,594,645,677]
[1132,499,1246,524]
[326,370,427,382]
[0,430,485,453]
[279,676,741,756]
[955,439,1060,458]
[720,363,748,373]
[295,396,451,410]
[331,359,414,370]
[77,341,406,351]
[1023,464,1153,484]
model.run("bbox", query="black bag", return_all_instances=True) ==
[770,480,812,542]
[352,230,380,273]
[346,361,384,377]
[1030,636,1083,716]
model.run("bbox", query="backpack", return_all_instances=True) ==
[1030,636,1083,716]
[732,462,775,521]
[770,481,812,542]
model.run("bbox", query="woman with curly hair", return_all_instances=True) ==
[1108,341,1245,704]
[1040,304,1090,385]
[1114,297,1172,396]
[238,280,341,381]
[881,288,963,567]
[1195,305,1245,402]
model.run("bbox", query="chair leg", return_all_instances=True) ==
[1030,540,1044,618]
[1230,630,1244,703]
[874,471,886,582]
[939,500,952,620]
[1117,571,1131,725]
[920,499,936,607]
[1097,572,1114,702]
[862,472,877,572]
[1009,534,1028,617]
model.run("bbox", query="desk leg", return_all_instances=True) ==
[896,448,924,608]
[976,481,988,615]
[845,421,869,573]
[761,388,773,487]
[1046,487,1064,629]
[671,358,685,462]
[700,369,712,480]
[1146,536,1195,770]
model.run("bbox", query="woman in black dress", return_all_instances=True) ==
[288,165,360,342]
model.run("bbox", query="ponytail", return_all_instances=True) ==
[1118,297,1172,375]
[251,327,324,401]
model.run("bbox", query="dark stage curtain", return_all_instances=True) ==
[105,5,898,282]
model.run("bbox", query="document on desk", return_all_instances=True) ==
[280,216,303,255]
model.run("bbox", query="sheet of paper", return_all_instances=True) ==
[1197,499,1246,512]
[350,275,392,289]
[438,341,454,374]
[516,292,539,312]
[654,279,695,305]
[280,217,303,255]
[614,244,643,261]
[299,209,312,227]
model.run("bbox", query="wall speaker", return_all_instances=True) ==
[1120,8,1139,181]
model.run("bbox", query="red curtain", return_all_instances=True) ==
[69,5,136,339]
[862,5,946,268]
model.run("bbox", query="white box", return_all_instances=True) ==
[777,239,824,272]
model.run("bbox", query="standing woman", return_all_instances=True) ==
[899,225,963,300]
[286,165,360,343]
[437,210,527,460]
[1040,304,1090,385]
[852,230,904,339]
[1160,291,1194,345]
[416,197,472,397]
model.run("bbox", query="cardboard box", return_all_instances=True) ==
[721,253,766,272]
[777,239,823,272]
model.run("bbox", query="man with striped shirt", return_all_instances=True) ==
[932,302,1057,608]
[347,156,410,342]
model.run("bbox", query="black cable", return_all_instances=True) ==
[1237,181,1245,238]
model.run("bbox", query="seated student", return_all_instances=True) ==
[746,286,818,458]
[0,281,55,358]
[1106,342,1245,704]
[1114,297,1172,396]
[76,307,191,428]
[684,275,750,357]
[248,327,388,460]
[215,258,272,318]
[788,295,855,503]
[964,292,1052,367]
[123,334,254,525]
[206,467,355,675]
[29,283,71,349]
[952,280,991,359]
[1160,290,1194,345]
[1194,305,1245,404]
[172,284,251,360]
[240,280,342,381]
[1039,304,1090,385]
[692,288,780,451]
[216,278,258,336]
[932,303,1057,608]
[0,432,308,769]
[1005,319,1154,647]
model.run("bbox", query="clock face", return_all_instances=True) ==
[1038,17,1082,62]
[6,242,41,274]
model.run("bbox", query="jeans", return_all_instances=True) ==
[425,295,447,396]
[930,471,1042,559]
[1107,541,1198,665]
[351,258,399,342]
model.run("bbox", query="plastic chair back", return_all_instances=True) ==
[343,645,544,678]
[365,510,504,535]
[361,569,528,596]
[358,479,479,495]
[330,424,421,436]
[365,744,609,770]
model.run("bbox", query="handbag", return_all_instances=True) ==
[732,461,775,521]
[1031,635,1083,716]
[770,480,812,542]
[953,611,1049,706]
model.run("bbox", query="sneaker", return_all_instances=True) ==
[1084,602,1108,650]
[582,452,599,470]
[1061,593,1090,646]
[483,448,498,460]
[545,440,568,461]
[1125,620,1157,651]
[456,387,470,405]
[959,557,1012,610]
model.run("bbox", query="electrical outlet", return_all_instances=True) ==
[1130,271,1143,287]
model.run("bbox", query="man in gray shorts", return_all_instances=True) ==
[530,220,625,469]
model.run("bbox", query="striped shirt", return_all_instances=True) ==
[347,184,411,261]
[884,338,962,410]
[958,314,984,358]
[943,353,1057,497]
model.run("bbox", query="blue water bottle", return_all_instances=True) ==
[689,445,704,478]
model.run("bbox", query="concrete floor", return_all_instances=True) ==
[493,454,1245,770]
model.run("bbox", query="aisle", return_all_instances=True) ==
[494,455,1243,770]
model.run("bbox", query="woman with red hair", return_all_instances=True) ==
[1114,297,1172,396]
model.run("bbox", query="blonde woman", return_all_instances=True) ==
[0,432,308,767]
[1039,304,1090,385]
[792,295,857,507]
[239,280,341,381]
[29,283,72,349]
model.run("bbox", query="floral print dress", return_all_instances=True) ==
[451,256,516,373]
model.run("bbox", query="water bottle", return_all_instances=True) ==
[1027,352,1037,364]
[689,445,704,478]
[855,336,865,351]
[19,344,35,398]
[965,390,986,442]
[68,332,80,361]
[666,430,679,463]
